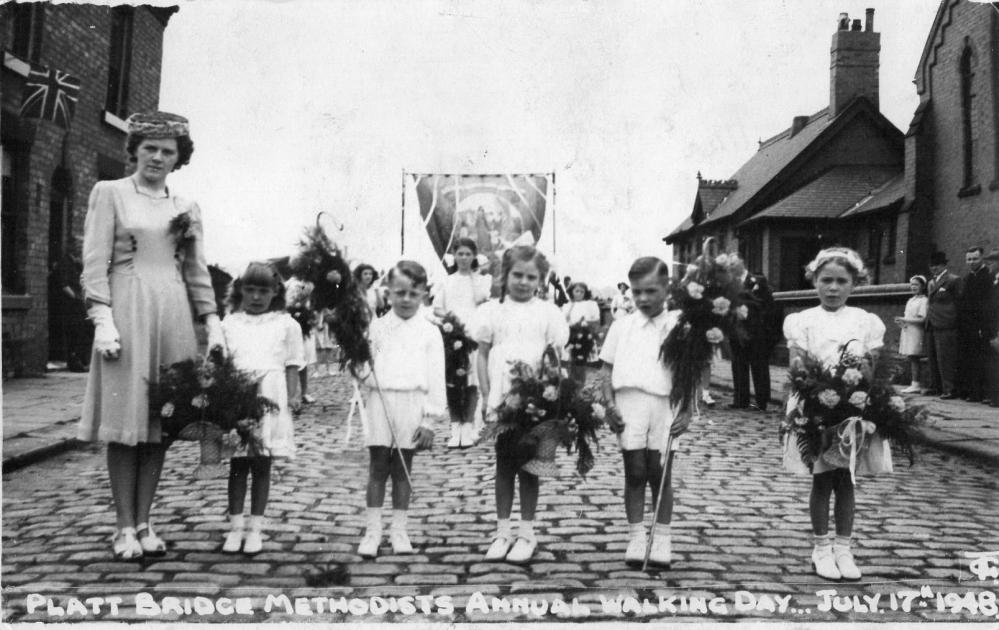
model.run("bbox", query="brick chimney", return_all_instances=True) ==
[829,8,880,118]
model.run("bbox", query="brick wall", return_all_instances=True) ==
[1,5,171,376]
[917,0,999,268]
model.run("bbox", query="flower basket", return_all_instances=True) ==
[149,347,277,478]
[481,347,604,478]
[522,419,575,478]
[438,312,478,413]
[193,436,227,480]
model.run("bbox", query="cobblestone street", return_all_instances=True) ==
[3,371,999,624]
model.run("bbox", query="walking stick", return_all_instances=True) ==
[642,431,674,572]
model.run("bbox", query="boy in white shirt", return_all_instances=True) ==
[358,261,447,558]
[599,257,691,568]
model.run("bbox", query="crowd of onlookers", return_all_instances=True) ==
[896,247,999,406]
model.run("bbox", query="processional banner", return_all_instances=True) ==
[410,173,552,293]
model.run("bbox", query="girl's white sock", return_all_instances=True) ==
[813,533,833,548]
[653,522,671,538]
[366,507,383,533]
[628,522,645,537]
[496,518,512,539]
[247,515,264,533]
[518,520,535,540]
[391,510,408,534]
[833,535,851,548]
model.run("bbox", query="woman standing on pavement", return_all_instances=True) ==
[79,112,222,560]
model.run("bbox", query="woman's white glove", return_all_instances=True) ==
[203,314,226,355]
[88,304,121,360]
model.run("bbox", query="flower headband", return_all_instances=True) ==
[806,247,868,279]
[126,111,190,138]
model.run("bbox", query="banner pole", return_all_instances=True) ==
[401,170,406,256]
[551,171,557,254]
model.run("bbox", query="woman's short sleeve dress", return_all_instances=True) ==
[78,178,216,446]
[781,305,892,476]
[222,312,305,458]
[898,295,928,356]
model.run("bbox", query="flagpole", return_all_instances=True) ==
[399,169,406,256]
[551,171,557,254]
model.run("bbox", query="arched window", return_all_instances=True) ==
[959,40,977,192]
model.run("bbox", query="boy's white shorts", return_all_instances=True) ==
[363,389,424,449]
[616,388,678,452]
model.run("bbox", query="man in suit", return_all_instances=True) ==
[925,251,962,399]
[726,255,777,411]
[984,249,999,408]
[956,246,993,402]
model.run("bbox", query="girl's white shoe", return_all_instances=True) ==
[447,423,461,449]
[459,423,478,448]
[358,529,381,558]
[648,533,671,568]
[833,544,862,580]
[811,544,842,580]
[243,516,264,555]
[900,383,922,394]
[505,536,537,564]
[484,536,513,561]
[222,514,245,553]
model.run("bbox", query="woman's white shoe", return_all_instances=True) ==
[505,536,537,564]
[112,527,143,560]
[136,522,167,557]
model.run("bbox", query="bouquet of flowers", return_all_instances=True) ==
[286,296,317,337]
[288,222,372,376]
[481,348,604,477]
[438,311,478,413]
[149,347,277,478]
[781,342,926,474]
[660,252,744,412]
[168,211,196,255]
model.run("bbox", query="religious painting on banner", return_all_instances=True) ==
[412,173,551,296]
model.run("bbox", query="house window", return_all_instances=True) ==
[2,146,28,295]
[105,6,134,119]
[959,42,977,193]
[10,2,45,62]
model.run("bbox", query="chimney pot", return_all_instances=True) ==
[838,12,849,30]
[851,18,862,31]
[865,8,874,31]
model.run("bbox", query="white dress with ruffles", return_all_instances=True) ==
[782,305,893,476]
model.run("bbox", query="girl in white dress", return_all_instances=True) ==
[434,238,493,448]
[562,282,601,383]
[221,262,305,555]
[894,275,929,393]
[782,247,890,582]
[475,246,569,564]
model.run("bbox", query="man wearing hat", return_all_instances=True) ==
[984,249,999,407]
[924,251,961,398]
[957,247,994,402]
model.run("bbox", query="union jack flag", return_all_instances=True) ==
[19,62,81,129]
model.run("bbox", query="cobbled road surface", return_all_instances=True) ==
[3,372,998,624]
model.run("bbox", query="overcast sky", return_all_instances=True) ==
[155,0,942,289]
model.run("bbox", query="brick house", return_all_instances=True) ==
[905,0,999,273]
[2,3,177,377]
[664,1,998,359]
[664,9,907,292]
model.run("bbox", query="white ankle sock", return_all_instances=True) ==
[813,533,833,548]
[653,523,670,538]
[229,513,245,530]
[518,520,535,540]
[247,515,263,533]
[367,507,383,533]
[833,535,851,548]
[496,518,511,539]
[628,522,645,537]
[391,510,408,533]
